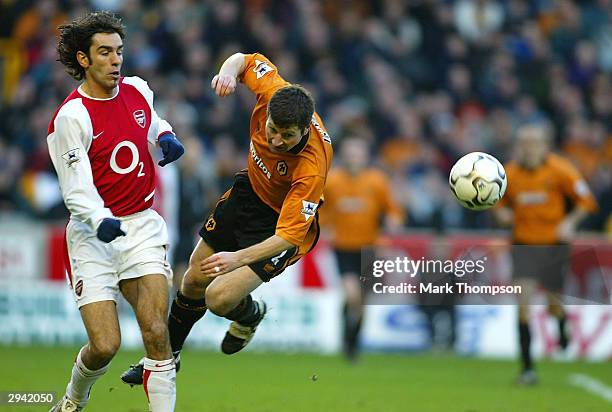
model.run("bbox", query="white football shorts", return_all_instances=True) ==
[65,209,172,307]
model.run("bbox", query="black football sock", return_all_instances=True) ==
[348,314,363,356]
[558,315,568,349]
[342,304,350,353]
[168,291,207,353]
[518,321,533,372]
[343,303,362,358]
[224,294,260,327]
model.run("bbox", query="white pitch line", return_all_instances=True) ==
[568,373,612,403]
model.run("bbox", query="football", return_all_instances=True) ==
[449,152,507,211]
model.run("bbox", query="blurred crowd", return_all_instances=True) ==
[0,0,610,233]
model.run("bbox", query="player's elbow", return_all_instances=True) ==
[229,52,246,72]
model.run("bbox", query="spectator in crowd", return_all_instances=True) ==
[0,0,609,233]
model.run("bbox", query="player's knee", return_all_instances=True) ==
[187,250,200,269]
[181,266,207,294]
[345,295,363,310]
[141,319,168,344]
[343,280,363,307]
[204,285,235,316]
[89,337,120,361]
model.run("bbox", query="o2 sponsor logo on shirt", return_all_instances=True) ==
[110,141,146,177]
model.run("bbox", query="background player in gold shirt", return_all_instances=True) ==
[495,124,597,385]
[321,136,403,360]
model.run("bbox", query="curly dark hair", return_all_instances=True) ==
[57,11,125,81]
[267,85,315,131]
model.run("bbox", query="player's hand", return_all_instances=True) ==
[494,207,514,227]
[158,133,185,167]
[557,218,576,242]
[96,218,126,243]
[200,251,243,277]
[211,74,237,97]
[385,214,403,235]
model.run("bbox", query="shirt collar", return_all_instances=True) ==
[288,130,310,155]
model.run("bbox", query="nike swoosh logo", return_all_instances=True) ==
[93,131,104,139]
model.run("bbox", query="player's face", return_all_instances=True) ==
[516,131,548,169]
[265,117,306,153]
[341,139,369,173]
[81,32,123,95]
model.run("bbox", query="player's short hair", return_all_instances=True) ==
[57,11,125,81]
[340,135,370,150]
[516,123,552,145]
[267,85,315,131]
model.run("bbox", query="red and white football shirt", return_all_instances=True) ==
[47,76,173,230]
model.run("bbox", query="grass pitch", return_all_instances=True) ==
[0,346,610,411]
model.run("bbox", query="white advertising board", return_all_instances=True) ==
[1,280,609,360]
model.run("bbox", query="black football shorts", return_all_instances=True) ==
[200,170,319,282]
[511,243,570,293]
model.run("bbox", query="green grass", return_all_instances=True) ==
[0,346,610,411]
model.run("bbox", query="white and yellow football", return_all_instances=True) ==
[449,152,507,211]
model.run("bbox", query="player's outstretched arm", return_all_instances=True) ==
[200,235,295,277]
[211,52,245,97]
